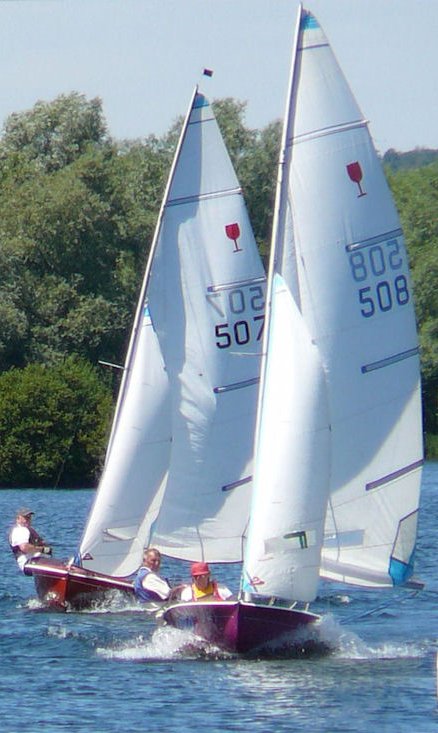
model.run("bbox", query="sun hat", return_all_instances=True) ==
[17,507,34,517]
[191,561,210,576]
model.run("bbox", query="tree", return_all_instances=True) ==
[0,357,113,487]
[0,93,108,173]
[388,161,438,450]
[0,95,170,370]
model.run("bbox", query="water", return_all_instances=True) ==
[1,463,438,732]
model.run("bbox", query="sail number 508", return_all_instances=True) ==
[349,239,411,318]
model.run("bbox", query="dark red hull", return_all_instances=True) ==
[24,557,134,610]
[162,599,324,655]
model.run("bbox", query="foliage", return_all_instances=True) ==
[0,91,437,483]
[383,147,438,173]
[388,161,438,451]
[0,94,170,370]
[0,357,113,487]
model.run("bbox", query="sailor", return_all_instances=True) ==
[179,562,233,602]
[134,548,182,603]
[9,508,52,572]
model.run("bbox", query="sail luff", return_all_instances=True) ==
[251,4,303,466]
[267,3,303,308]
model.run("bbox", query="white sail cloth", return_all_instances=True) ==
[79,91,265,575]
[243,8,423,602]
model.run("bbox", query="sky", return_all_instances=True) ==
[0,0,436,154]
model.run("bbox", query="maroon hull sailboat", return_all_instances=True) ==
[162,599,321,655]
[24,557,134,610]
[23,83,266,611]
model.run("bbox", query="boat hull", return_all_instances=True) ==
[162,599,323,654]
[23,557,134,610]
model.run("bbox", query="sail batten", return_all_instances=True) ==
[167,187,242,207]
[291,118,367,145]
[361,348,420,373]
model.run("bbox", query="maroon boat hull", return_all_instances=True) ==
[162,599,322,654]
[24,557,134,610]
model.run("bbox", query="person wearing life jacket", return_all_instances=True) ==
[134,548,183,604]
[9,508,52,572]
[179,562,233,602]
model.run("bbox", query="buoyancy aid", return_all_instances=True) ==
[191,581,223,601]
[134,566,168,602]
[9,525,45,557]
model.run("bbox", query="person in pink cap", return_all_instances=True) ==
[179,561,232,602]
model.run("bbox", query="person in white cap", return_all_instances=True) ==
[9,508,52,571]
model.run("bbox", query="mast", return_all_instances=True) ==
[251,4,303,474]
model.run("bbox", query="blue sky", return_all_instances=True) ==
[0,0,436,153]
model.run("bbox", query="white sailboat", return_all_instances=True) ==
[162,6,423,653]
[25,85,266,608]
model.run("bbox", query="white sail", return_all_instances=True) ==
[277,8,423,589]
[78,306,170,577]
[149,93,265,562]
[79,89,265,574]
[242,273,331,602]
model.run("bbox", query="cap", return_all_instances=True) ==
[17,507,34,517]
[191,561,210,576]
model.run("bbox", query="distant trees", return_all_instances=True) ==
[0,92,436,486]
[0,357,112,487]
[387,161,438,455]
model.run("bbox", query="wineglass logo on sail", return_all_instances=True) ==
[225,222,242,252]
[346,161,367,197]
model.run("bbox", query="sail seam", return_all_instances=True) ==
[361,347,419,373]
[346,229,403,251]
[167,187,242,208]
[214,377,260,393]
[290,119,367,146]
[366,459,424,491]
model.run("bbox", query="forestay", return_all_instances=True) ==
[278,9,423,589]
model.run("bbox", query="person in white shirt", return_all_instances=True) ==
[134,548,182,604]
[9,508,52,572]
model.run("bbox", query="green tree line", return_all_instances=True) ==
[0,93,436,487]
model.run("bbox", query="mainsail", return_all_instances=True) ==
[79,89,265,575]
[243,6,423,601]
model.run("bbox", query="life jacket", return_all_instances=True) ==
[134,566,165,603]
[191,580,223,601]
[9,525,45,558]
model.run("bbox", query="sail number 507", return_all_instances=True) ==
[216,316,264,348]
[214,284,265,349]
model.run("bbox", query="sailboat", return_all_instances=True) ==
[161,6,424,653]
[24,85,266,609]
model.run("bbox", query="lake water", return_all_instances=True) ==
[1,463,438,733]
